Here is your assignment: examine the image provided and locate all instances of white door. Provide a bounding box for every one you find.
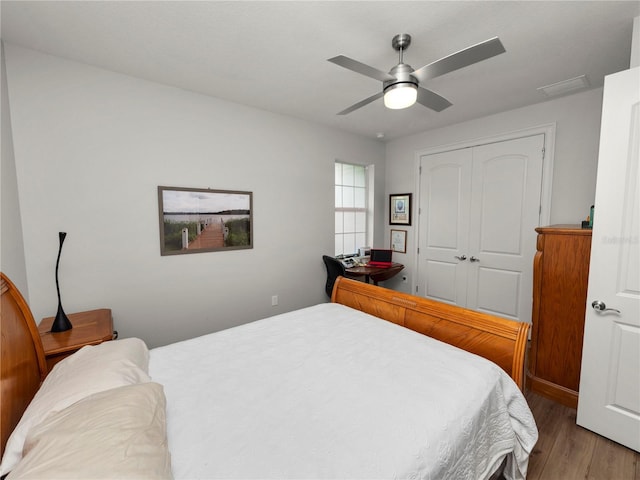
[466,136,544,322]
[418,134,544,323]
[417,148,472,305]
[577,66,640,452]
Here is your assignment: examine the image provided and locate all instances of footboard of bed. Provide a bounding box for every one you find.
[331,277,529,390]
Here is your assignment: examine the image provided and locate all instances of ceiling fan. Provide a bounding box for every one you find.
[328,34,506,115]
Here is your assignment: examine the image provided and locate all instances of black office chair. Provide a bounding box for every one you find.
[322,255,346,298]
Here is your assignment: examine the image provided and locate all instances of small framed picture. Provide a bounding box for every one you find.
[390,229,407,253]
[389,193,412,225]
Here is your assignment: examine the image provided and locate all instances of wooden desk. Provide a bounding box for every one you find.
[39,309,114,372]
[346,263,404,285]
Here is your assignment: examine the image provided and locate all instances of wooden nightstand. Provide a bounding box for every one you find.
[38,309,114,372]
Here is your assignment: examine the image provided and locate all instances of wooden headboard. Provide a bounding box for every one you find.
[332,277,529,389]
[0,273,47,458]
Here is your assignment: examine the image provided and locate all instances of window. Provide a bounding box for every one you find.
[335,161,369,256]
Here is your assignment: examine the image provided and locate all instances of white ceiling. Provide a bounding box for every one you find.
[1,1,639,141]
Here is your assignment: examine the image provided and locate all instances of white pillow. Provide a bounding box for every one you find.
[8,382,172,479]
[0,338,151,475]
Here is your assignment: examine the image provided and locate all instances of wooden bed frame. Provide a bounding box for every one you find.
[1,273,47,458]
[332,277,529,389]
[0,272,529,459]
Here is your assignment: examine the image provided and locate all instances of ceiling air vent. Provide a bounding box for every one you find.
[537,75,590,97]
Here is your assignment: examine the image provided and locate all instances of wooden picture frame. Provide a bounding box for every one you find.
[158,186,253,256]
[389,193,412,225]
[390,229,407,253]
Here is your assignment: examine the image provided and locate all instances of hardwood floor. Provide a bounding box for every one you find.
[525,391,640,479]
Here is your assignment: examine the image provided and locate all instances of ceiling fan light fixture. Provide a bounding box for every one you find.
[383,83,418,109]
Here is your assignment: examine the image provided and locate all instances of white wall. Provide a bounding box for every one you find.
[3,44,385,347]
[384,88,603,292]
[632,16,639,68]
[0,43,29,297]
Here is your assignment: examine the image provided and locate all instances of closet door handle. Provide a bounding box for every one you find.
[469,256,480,262]
[454,255,467,261]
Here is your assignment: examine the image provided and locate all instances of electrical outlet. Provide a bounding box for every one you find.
[271,295,278,306]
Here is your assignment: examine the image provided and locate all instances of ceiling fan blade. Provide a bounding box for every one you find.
[337,91,384,115]
[413,37,506,82]
[416,87,452,112]
[328,55,396,83]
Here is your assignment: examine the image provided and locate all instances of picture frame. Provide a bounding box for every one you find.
[390,229,407,253]
[389,193,412,225]
[158,186,253,256]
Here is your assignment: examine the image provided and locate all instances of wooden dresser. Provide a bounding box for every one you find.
[527,225,592,408]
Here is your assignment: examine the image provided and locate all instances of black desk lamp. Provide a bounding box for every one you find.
[51,231,72,332]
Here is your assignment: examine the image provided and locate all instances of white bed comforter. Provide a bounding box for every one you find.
[149,303,537,480]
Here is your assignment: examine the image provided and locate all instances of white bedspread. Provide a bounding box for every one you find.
[149,303,537,480]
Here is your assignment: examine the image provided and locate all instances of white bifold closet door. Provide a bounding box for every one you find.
[418,134,544,323]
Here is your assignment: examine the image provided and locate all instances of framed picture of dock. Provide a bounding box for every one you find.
[158,186,253,256]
